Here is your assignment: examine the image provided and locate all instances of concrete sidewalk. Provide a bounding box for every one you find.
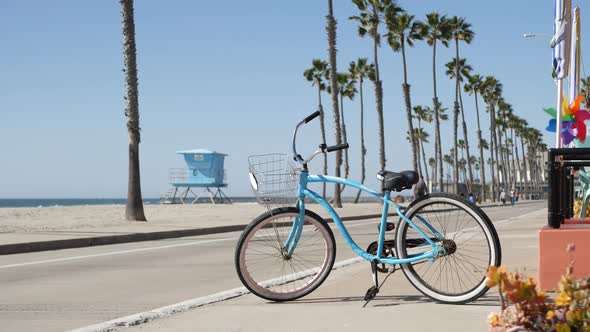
[0,200,542,255]
[118,205,547,332]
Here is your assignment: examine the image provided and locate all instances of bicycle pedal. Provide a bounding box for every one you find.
[363,285,379,302]
[376,222,395,232]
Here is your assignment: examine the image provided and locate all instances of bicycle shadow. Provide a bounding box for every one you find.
[271,293,499,308]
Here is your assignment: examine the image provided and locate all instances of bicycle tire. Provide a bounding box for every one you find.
[235,207,336,301]
[394,193,501,304]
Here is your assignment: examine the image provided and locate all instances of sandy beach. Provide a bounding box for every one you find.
[0,202,389,233]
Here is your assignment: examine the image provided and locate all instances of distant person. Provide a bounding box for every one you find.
[500,189,507,205]
[414,175,428,198]
[510,189,515,206]
[515,190,520,203]
[468,192,475,204]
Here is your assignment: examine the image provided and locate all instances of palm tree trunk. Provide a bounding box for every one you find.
[418,119,430,185]
[520,135,528,199]
[401,40,418,173]
[453,98,460,193]
[372,6,386,175]
[492,107,501,195]
[490,104,498,201]
[355,79,367,204]
[434,131,439,189]
[416,132,424,178]
[340,94,349,178]
[431,160,436,188]
[317,87,327,198]
[496,126,506,189]
[340,93,349,194]
[327,0,342,207]
[502,135,509,188]
[459,89,474,190]
[510,127,517,191]
[452,39,460,194]
[474,92,486,201]
[502,124,512,189]
[431,40,444,191]
[514,131,522,194]
[121,0,146,221]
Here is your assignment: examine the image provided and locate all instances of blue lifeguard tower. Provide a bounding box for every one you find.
[161,149,231,204]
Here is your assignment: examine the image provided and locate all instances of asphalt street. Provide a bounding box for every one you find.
[0,202,545,331]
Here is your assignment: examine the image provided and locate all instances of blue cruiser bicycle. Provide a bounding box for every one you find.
[235,111,501,304]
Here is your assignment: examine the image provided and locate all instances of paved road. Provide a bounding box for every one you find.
[0,202,545,331]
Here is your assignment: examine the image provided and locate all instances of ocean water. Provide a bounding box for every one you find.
[0,197,258,208]
[0,196,383,208]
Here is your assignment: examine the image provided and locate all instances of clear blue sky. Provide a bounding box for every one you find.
[0,1,585,198]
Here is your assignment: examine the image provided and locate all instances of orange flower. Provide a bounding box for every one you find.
[486,266,506,288]
[546,310,556,320]
[554,291,571,307]
[487,312,501,327]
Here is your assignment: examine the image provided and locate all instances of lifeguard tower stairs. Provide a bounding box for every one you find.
[160,149,231,204]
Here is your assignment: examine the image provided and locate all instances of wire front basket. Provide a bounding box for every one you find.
[248,153,301,207]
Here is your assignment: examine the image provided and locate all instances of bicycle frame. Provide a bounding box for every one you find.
[283,170,445,265]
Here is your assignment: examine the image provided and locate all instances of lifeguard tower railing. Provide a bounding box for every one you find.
[161,168,230,204]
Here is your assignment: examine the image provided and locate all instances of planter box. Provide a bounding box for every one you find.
[539,224,590,290]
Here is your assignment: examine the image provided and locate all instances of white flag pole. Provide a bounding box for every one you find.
[569,7,580,103]
[553,0,572,148]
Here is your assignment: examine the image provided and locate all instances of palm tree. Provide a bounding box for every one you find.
[413,105,434,185]
[434,102,450,188]
[417,13,451,191]
[508,114,520,191]
[517,119,530,199]
[482,76,502,201]
[349,59,376,203]
[458,139,466,159]
[326,0,343,207]
[448,16,474,193]
[478,138,489,199]
[429,157,436,188]
[328,73,358,183]
[497,98,512,188]
[469,155,478,182]
[120,0,146,221]
[385,10,422,173]
[303,59,329,197]
[443,152,454,190]
[406,128,430,177]
[458,139,467,181]
[446,57,474,191]
[351,0,402,174]
[464,74,486,201]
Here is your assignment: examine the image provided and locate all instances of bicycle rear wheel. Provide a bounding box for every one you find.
[235,207,336,301]
[395,193,501,304]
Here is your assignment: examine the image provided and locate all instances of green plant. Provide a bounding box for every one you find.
[487,245,590,331]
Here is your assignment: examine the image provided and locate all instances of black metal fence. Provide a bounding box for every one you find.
[546,148,590,228]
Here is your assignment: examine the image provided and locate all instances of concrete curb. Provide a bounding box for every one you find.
[0,200,543,255]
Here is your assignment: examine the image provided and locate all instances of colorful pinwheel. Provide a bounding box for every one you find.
[546,96,590,144]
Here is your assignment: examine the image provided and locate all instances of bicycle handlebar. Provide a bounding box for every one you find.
[292,111,349,165]
[303,111,321,124]
[323,143,349,153]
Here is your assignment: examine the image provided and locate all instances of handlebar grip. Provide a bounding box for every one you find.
[303,111,321,124]
[325,143,349,152]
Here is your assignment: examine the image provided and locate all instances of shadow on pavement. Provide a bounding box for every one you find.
[266,293,499,308]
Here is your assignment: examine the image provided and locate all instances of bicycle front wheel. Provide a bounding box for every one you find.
[395,193,501,304]
[235,207,336,301]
